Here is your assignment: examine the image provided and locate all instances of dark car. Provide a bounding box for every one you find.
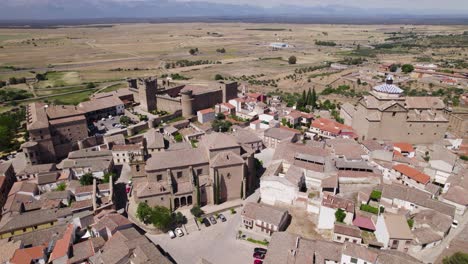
[254,248,267,254]
[253,252,265,259]
[209,215,217,225]
[218,214,227,222]
[202,218,211,227]
[254,260,263,264]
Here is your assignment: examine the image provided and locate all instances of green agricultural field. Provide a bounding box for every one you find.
[45,90,94,105]
[99,82,127,93]
[35,71,82,88]
[35,86,86,96]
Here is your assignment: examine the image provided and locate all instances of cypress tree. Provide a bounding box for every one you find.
[311,88,318,109]
[306,88,312,106]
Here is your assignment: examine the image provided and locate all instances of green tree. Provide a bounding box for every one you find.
[288,56,297,65]
[172,212,187,226]
[55,182,66,191]
[214,74,224,80]
[443,252,468,264]
[35,73,46,81]
[311,88,318,109]
[335,208,346,223]
[190,206,205,217]
[8,77,18,85]
[151,206,173,231]
[86,82,96,89]
[306,88,312,106]
[119,116,131,126]
[401,64,414,73]
[79,173,94,186]
[102,172,115,183]
[136,203,153,224]
[389,64,398,72]
[174,133,183,142]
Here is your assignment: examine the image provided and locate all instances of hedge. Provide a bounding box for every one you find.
[360,204,379,214]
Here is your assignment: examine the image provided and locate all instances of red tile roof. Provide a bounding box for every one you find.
[312,118,356,137]
[393,164,430,184]
[10,246,45,264]
[353,215,376,231]
[393,142,414,153]
[49,224,74,262]
[198,108,215,115]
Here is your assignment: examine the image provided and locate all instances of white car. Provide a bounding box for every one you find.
[452,220,459,229]
[168,230,176,239]
[175,228,184,237]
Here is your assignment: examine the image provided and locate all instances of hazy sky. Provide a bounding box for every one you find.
[3,0,468,11]
[179,0,468,10]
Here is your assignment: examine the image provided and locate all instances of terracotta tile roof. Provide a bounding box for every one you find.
[334,223,361,238]
[312,118,356,137]
[198,108,215,115]
[242,202,288,227]
[69,240,94,264]
[393,164,430,184]
[342,242,378,263]
[10,246,45,264]
[49,224,74,262]
[443,186,468,205]
[75,185,94,194]
[393,142,414,153]
[381,214,413,240]
[112,144,142,152]
[70,199,93,211]
[322,194,354,213]
[353,215,376,231]
[93,213,131,233]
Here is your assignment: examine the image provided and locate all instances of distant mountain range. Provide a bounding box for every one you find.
[0,0,467,24]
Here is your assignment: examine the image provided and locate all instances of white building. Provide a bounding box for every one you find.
[375,214,413,252]
[111,144,145,165]
[260,162,304,206]
[197,108,216,124]
[318,194,355,230]
[340,242,378,264]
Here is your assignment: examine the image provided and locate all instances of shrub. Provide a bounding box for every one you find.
[214,74,224,80]
[370,190,382,201]
[401,64,414,73]
[407,219,414,229]
[335,208,346,223]
[230,208,237,214]
[190,206,205,217]
[79,173,94,186]
[288,56,297,65]
[360,204,379,214]
[443,252,468,264]
[174,132,183,142]
[86,82,96,89]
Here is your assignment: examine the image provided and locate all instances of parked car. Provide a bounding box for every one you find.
[254,260,263,264]
[209,215,217,225]
[452,220,459,229]
[254,248,267,254]
[253,252,265,259]
[175,228,184,237]
[168,230,176,239]
[202,218,211,227]
[218,214,227,222]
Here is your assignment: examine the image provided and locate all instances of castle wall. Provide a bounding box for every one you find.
[156,96,181,113]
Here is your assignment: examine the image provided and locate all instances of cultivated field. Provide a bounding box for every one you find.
[0,23,467,112]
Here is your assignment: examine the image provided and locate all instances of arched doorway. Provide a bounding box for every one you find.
[187,196,192,205]
[181,196,187,206]
[174,198,180,209]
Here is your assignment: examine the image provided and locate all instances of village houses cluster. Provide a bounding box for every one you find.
[0,71,467,264]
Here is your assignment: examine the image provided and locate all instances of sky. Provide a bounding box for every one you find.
[178,0,468,11]
[0,0,467,20]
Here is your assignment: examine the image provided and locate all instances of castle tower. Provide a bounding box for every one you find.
[181,89,194,118]
[138,77,157,113]
[221,81,238,103]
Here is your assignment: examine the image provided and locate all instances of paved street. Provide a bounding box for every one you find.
[146,210,258,264]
